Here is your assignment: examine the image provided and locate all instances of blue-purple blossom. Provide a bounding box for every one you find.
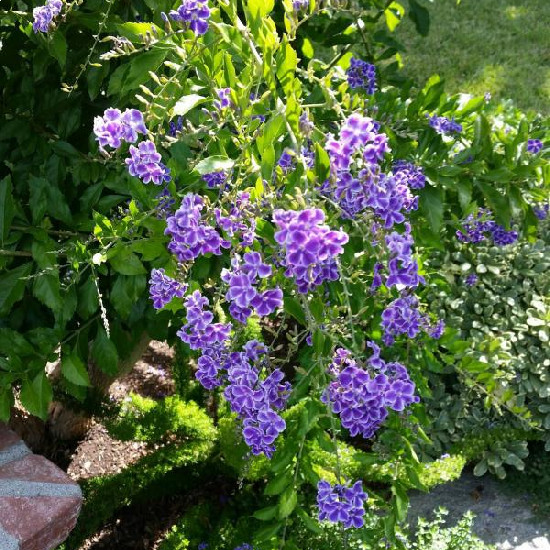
[299,112,314,136]
[456,210,518,246]
[93,108,147,150]
[317,480,368,529]
[169,116,183,137]
[33,0,63,33]
[527,139,543,154]
[385,225,425,289]
[428,319,445,339]
[169,0,210,35]
[125,140,171,185]
[392,160,426,190]
[277,149,296,173]
[322,347,418,438]
[202,171,228,189]
[346,57,376,95]
[427,114,462,135]
[198,544,208,550]
[292,0,309,12]
[381,295,423,345]
[273,208,349,293]
[214,88,232,110]
[165,194,229,262]
[155,188,176,219]
[221,253,282,323]
[534,203,549,220]
[465,273,478,286]
[234,544,254,550]
[149,268,187,309]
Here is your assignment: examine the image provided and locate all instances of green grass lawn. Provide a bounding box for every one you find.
[394,0,550,114]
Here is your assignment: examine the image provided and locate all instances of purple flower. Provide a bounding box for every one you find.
[155,188,176,219]
[277,149,296,173]
[198,544,209,550]
[381,295,423,345]
[165,194,229,262]
[273,208,348,293]
[93,108,147,150]
[214,88,232,110]
[169,0,211,35]
[346,57,376,95]
[392,160,426,190]
[169,116,183,137]
[317,480,368,529]
[292,0,309,11]
[465,273,478,286]
[427,114,462,135]
[533,203,549,220]
[33,0,63,33]
[125,140,171,185]
[456,209,518,246]
[428,319,445,339]
[322,348,417,438]
[148,268,187,309]
[202,171,228,189]
[527,139,543,154]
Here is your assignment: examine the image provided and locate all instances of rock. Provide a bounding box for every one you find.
[0,424,82,550]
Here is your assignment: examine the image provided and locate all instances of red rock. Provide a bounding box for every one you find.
[0,424,82,550]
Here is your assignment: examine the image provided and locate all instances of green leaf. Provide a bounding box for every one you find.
[48,32,67,69]
[119,47,169,95]
[0,176,14,245]
[109,248,146,276]
[407,0,430,36]
[33,273,63,312]
[419,186,444,233]
[296,508,322,534]
[315,144,330,184]
[0,388,14,422]
[173,94,205,116]
[284,296,306,326]
[276,42,298,94]
[253,505,278,521]
[278,487,297,519]
[0,329,34,356]
[194,156,234,175]
[110,275,146,318]
[91,327,119,376]
[0,263,32,315]
[265,470,292,496]
[20,371,52,420]
[473,459,488,476]
[29,176,49,223]
[62,353,90,386]
[247,0,275,18]
[117,22,164,43]
[385,2,405,32]
[77,277,100,319]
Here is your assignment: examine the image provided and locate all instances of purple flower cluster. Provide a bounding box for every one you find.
[169,116,183,137]
[456,210,518,246]
[169,0,210,35]
[225,346,290,457]
[392,160,426,190]
[214,88,232,110]
[292,0,309,12]
[346,57,376,95]
[527,139,543,154]
[93,108,147,150]
[221,252,283,323]
[317,480,368,529]
[33,0,63,33]
[273,209,349,293]
[465,273,478,286]
[148,268,187,309]
[326,113,390,172]
[381,295,423,345]
[277,149,296,173]
[125,140,171,185]
[427,114,462,135]
[202,171,228,189]
[322,346,418,438]
[214,191,256,247]
[177,291,231,356]
[384,225,425,289]
[534,203,549,220]
[155,188,176,219]
[165,193,229,262]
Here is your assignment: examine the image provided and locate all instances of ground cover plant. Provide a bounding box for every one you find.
[1,0,549,548]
